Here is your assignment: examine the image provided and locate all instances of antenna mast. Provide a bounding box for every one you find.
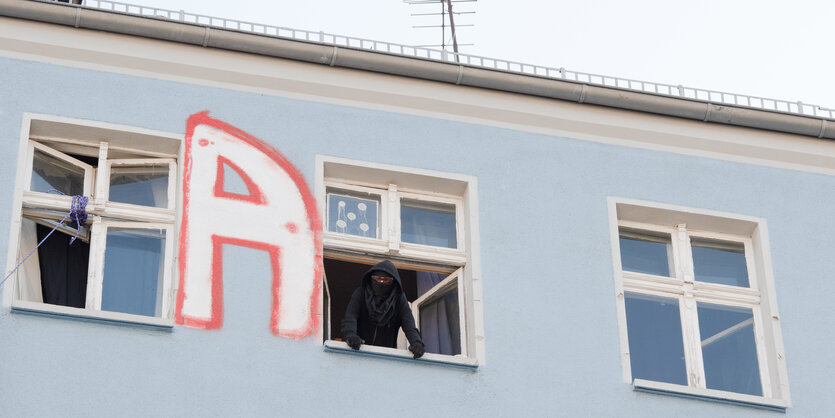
[404,0,477,58]
[445,0,459,54]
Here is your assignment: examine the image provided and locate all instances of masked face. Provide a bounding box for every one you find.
[370,272,394,296]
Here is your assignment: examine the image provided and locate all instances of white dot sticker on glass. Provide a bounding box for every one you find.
[336,220,347,228]
[338,201,346,208]
[357,203,367,211]
[347,212,356,221]
[359,223,369,232]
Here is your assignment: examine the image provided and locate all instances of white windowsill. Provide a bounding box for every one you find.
[323,340,478,370]
[11,300,174,330]
[632,379,789,411]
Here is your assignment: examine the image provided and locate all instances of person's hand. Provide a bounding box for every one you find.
[409,341,425,359]
[345,335,362,350]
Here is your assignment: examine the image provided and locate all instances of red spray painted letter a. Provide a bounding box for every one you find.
[176,112,322,338]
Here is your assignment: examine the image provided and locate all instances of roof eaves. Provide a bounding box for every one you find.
[2,0,833,140]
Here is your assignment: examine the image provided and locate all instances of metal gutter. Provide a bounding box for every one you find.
[2,0,833,140]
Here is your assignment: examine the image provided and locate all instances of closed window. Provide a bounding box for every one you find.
[609,199,790,409]
[323,182,464,261]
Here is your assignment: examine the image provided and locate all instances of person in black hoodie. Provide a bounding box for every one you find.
[341,260,425,358]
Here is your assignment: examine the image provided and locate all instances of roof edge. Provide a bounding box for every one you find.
[2,0,833,140]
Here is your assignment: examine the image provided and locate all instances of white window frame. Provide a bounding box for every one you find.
[24,141,95,211]
[3,114,182,328]
[86,221,175,318]
[21,212,90,244]
[102,158,177,208]
[411,267,467,357]
[323,181,466,266]
[324,182,389,251]
[316,155,485,367]
[397,190,464,258]
[608,197,790,409]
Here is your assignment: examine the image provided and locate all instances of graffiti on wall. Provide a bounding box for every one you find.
[175,112,323,338]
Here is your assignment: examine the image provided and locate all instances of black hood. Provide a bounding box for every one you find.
[362,260,403,291]
[361,260,403,326]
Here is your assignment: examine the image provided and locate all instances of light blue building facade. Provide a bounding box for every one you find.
[1,1,834,416]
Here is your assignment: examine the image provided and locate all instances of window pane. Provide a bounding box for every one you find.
[109,164,170,208]
[401,199,457,248]
[34,222,89,308]
[619,230,672,277]
[625,293,687,385]
[101,228,166,317]
[691,238,749,287]
[698,303,762,396]
[420,286,461,356]
[327,191,380,238]
[31,149,84,196]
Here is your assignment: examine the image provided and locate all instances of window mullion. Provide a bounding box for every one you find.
[675,224,707,389]
[85,217,106,311]
[742,233,771,398]
[387,184,400,253]
[93,141,109,209]
[680,292,707,389]
[675,224,693,284]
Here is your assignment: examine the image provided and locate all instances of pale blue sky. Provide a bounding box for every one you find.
[121,0,834,109]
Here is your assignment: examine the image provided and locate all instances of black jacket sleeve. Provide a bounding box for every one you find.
[340,288,363,339]
[398,293,422,345]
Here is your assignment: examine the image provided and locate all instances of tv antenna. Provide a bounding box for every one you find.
[403,0,477,58]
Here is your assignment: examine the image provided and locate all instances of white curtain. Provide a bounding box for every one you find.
[150,171,169,207]
[17,218,43,303]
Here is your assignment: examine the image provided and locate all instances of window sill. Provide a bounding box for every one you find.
[11,300,174,331]
[632,379,788,412]
[323,340,478,370]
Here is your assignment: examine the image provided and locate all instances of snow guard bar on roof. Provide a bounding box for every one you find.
[2,0,834,140]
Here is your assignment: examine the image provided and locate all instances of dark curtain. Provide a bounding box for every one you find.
[36,224,89,308]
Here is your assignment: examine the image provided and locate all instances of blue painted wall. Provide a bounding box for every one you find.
[0,56,832,416]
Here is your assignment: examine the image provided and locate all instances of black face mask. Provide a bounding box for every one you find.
[371,280,393,297]
[364,267,399,326]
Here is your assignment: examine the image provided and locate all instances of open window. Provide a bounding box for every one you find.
[412,267,465,356]
[29,142,94,197]
[323,258,466,356]
[608,198,790,410]
[4,116,181,328]
[317,156,483,366]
